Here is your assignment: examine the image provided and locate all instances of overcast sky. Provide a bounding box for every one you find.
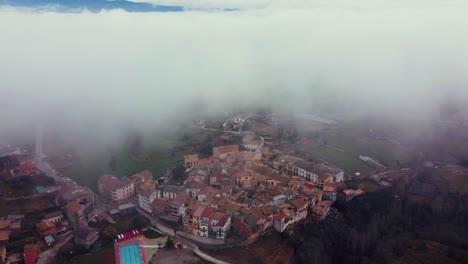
[1,1,468,144]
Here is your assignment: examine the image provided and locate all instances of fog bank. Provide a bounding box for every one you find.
[1,1,468,144]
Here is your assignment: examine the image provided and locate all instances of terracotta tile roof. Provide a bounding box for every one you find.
[184,154,199,163]
[132,170,153,179]
[98,175,132,190]
[44,211,63,220]
[240,151,262,162]
[198,186,220,196]
[66,201,82,214]
[282,155,301,164]
[0,230,10,241]
[201,207,214,219]
[36,220,59,236]
[211,212,224,221]
[249,164,289,184]
[0,217,10,229]
[213,145,239,156]
[276,214,286,220]
[198,157,219,169]
[217,215,230,227]
[310,188,324,200]
[282,155,343,178]
[260,206,275,215]
[151,198,170,214]
[172,193,189,207]
[23,243,40,264]
[221,185,233,194]
[193,206,207,218]
[232,169,254,179]
[19,161,36,175]
[312,200,332,215]
[355,189,365,195]
[323,183,338,192]
[288,178,303,186]
[186,200,204,213]
[289,198,309,210]
[303,182,315,190]
[137,180,157,197]
[293,159,317,173]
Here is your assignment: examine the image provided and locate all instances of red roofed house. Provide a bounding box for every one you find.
[323,183,338,201]
[312,200,332,221]
[184,154,199,169]
[273,214,289,233]
[18,162,36,175]
[339,189,365,202]
[199,207,214,237]
[278,155,344,186]
[23,243,40,264]
[191,205,206,236]
[303,182,315,191]
[289,197,309,223]
[98,175,134,202]
[136,179,158,213]
[213,145,239,159]
[233,170,254,187]
[210,213,231,240]
[36,219,66,238]
[170,192,190,217]
[130,170,153,188]
[151,198,170,216]
[233,215,253,239]
[65,201,94,228]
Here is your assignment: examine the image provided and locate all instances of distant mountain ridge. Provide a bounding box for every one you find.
[0,0,185,12]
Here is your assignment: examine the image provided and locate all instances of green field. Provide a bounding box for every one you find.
[299,122,415,178]
[303,146,375,176]
[60,128,221,192]
[328,123,413,162]
[300,120,416,176]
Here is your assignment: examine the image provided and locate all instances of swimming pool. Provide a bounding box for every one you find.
[117,243,143,264]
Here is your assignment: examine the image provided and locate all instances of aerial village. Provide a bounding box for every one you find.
[2,111,466,264]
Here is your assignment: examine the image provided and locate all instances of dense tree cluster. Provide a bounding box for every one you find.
[293,180,468,264]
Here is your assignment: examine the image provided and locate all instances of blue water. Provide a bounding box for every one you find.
[118,243,142,264]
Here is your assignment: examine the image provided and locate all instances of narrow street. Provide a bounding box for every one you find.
[37,234,72,264]
[136,208,230,264]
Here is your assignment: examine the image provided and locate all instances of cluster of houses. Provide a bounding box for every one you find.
[129,142,366,241]
[0,153,159,263]
[0,151,107,264]
[0,132,367,263]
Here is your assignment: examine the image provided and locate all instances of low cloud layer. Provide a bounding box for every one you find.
[1,1,468,144]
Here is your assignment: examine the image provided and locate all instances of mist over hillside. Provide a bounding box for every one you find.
[1,1,468,147]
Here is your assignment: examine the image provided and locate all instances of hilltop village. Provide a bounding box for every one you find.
[1,111,468,264]
[0,119,368,264]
